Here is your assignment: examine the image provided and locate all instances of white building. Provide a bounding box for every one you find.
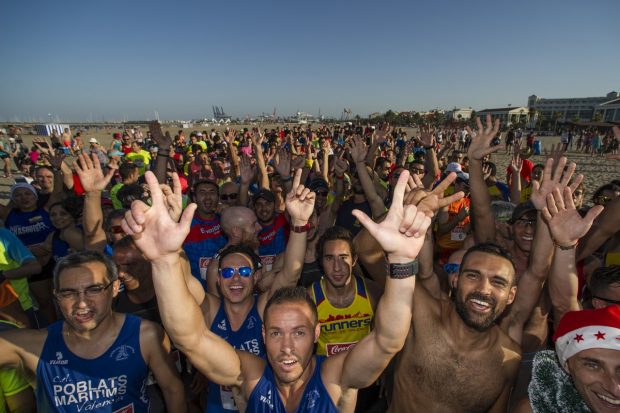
[476,107,529,127]
[446,107,474,121]
[527,91,619,124]
[594,96,620,123]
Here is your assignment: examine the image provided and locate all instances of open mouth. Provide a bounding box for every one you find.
[469,298,492,312]
[74,310,94,323]
[595,392,620,407]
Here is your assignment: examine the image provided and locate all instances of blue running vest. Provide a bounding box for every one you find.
[246,356,338,413]
[35,314,150,413]
[206,298,266,412]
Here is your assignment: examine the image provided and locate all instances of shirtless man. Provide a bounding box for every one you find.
[122,169,431,412]
[388,118,579,412]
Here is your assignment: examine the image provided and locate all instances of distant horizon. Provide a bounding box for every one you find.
[2,0,618,123]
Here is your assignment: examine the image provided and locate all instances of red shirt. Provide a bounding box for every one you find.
[506,159,534,185]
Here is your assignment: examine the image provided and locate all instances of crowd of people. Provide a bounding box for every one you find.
[0,117,618,412]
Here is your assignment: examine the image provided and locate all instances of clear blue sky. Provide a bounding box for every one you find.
[1,0,618,122]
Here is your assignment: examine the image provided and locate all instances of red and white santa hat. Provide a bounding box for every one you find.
[553,305,620,369]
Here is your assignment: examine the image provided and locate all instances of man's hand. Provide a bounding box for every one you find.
[42,152,66,170]
[466,114,501,161]
[373,123,391,144]
[239,155,256,185]
[510,152,522,173]
[274,148,291,178]
[334,157,348,176]
[530,156,581,211]
[353,170,431,263]
[413,172,464,217]
[285,169,315,226]
[419,125,435,148]
[149,121,172,150]
[121,172,197,261]
[73,153,115,193]
[160,172,184,222]
[347,135,368,164]
[542,186,604,247]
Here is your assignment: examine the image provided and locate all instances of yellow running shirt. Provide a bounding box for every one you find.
[310,275,374,356]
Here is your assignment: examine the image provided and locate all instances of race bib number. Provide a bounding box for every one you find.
[326,341,357,357]
[199,257,211,280]
[220,385,237,410]
[261,255,275,272]
[451,227,466,242]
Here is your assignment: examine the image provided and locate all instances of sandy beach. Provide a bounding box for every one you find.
[1,124,618,205]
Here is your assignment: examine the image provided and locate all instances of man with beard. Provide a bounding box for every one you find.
[467,115,583,407]
[253,189,289,272]
[0,251,186,412]
[122,169,430,413]
[183,180,228,290]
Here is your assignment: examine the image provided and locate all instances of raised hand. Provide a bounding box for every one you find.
[121,171,197,261]
[409,172,464,217]
[466,114,501,161]
[291,155,305,170]
[510,152,522,173]
[239,155,256,185]
[374,123,391,144]
[347,135,368,164]
[73,153,115,193]
[352,170,431,263]
[334,157,348,176]
[149,121,172,150]
[530,156,581,211]
[285,169,316,226]
[419,125,435,148]
[274,148,291,178]
[42,152,66,170]
[160,172,184,222]
[542,187,604,248]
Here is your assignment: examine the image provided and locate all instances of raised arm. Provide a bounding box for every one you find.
[74,153,116,252]
[504,156,581,344]
[467,115,501,243]
[250,132,270,189]
[419,125,440,189]
[576,195,620,262]
[509,152,522,203]
[121,172,244,387]
[335,170,431,390]
[348,135,385,217]
[148,121,174,184]
[543,186,603,325]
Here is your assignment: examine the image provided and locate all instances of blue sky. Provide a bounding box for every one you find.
[1,0,618,122]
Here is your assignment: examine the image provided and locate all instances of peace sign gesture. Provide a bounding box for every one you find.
[352,170,431,263]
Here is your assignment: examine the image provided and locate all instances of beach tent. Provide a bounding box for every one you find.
[34,124,70,136]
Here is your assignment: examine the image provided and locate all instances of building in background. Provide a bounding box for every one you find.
[527,91,619,127]
[446,107,474,121]
[476,107,529,128]
[594,96,620,123]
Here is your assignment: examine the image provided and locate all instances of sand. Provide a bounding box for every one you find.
[1,124,618,205]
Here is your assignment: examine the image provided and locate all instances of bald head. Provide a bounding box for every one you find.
[221,207,256,235]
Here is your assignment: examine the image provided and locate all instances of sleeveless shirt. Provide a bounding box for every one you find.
[35,315,150,413]
[310,275,374,357]
[246,356,338,413]
[206,297,266,412]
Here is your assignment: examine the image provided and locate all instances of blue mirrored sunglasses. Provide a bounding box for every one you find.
[219,266,253,279]
[443,263,460,274]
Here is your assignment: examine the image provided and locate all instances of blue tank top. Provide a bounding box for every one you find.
[207,297,266,412]
[35,315,150,413]
[246,356,338,413]
[52,231,71,263]
[6,208,54,246]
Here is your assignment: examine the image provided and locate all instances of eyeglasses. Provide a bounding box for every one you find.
[221,193,238,201]
[443,263,460,274]
[219,266,253,279]
[110,225,125,234]
[55,281,114,301]
[514,218,536,227]
[591,295,620,306]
